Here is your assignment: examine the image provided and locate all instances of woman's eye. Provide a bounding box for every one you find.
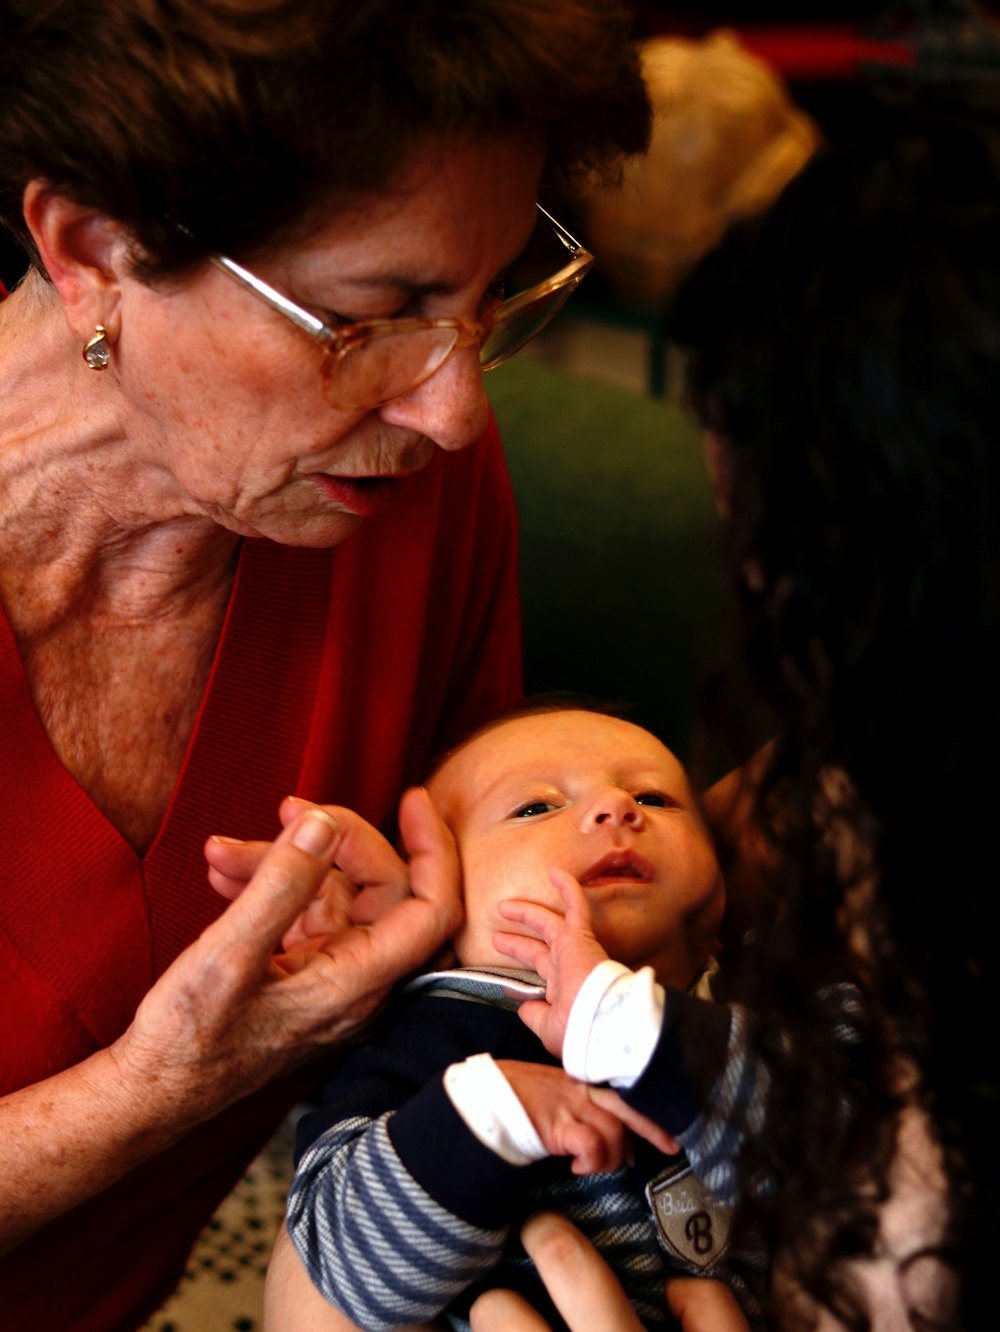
[635,792,667,807]
[481,279,508,318]
[313,305,356,329]
[513,801,558,818]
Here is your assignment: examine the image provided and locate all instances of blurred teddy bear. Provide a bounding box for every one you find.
[586,30,819,308]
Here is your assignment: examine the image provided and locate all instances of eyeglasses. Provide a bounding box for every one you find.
[209,205,593,411]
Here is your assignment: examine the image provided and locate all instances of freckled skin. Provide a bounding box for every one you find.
[112,135,545,549]
[0,134,545,854]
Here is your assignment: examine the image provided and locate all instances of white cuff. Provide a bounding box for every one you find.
[563,962,665,1089]
[443,1053,547,1166]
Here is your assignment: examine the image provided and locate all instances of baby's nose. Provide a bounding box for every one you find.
[580,788,645,831]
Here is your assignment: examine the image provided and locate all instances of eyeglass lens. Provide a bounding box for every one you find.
[322,325,460,411]
[321,212,587,409]
[479,281,582,370]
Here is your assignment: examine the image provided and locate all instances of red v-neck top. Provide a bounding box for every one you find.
[0,419,522,1331]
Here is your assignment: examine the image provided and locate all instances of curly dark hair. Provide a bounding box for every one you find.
[674,100,1000,1329]
[0,0,649,278]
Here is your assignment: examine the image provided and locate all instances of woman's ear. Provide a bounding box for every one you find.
[21,181,125,341]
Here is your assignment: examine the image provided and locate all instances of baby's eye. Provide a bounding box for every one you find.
[635,792,667,807]
[513,800,558,818]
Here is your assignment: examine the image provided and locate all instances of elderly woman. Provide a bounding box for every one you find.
[0,2,649,1327]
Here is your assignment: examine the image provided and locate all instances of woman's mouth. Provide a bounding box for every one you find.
[580,850,655,888]
[312,473,407,517]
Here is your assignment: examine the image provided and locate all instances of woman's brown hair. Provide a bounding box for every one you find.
[0,0,649,279]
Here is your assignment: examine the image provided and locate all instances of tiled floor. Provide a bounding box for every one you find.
[142,1117,297,1332]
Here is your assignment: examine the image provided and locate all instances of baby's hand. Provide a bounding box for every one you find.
[495,1061,626,1175]
[495,870,610,1058]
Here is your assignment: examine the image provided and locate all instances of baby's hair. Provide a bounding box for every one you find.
[423,694,650,787]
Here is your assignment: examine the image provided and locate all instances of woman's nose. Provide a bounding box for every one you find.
[579,788,646,832]
[377,346,490,452]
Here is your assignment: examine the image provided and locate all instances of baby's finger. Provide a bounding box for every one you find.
[497,897,565,941]
[589,1087,682,1157]
[351,881,405,926]
[566,1113,626,1176]
[549,869,594,927]
[493,930,548,974]
[516,999,551,1041]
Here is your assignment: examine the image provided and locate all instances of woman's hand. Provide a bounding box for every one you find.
[205,791,436,943]
[469,1215,751,1332]
[119,788,462,1117]
[469,1213,647,1332]
[0,791,461,1253]
[264,1221,444,1331]
[666,1277,752,1332]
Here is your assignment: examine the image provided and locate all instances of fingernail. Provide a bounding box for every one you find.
[291,809,339,855]
[209,835,244,846]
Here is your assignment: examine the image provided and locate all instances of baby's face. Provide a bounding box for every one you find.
[427,711,725,990]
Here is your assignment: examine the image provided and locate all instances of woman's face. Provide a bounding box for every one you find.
[114,135,544,546]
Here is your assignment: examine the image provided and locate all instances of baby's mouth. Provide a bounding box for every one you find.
[580,851,655,888]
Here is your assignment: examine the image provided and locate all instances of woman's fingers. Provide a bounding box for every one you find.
[281,867,358,950]
[204,835,273,899]
[666,1277,752,1332]
[122,796,462,1115]
[520,1214,646,1332]
[203,809,342,965]
[398,786,461,908]
[360,786,462,945]
[280,797,404,892]
[470,1287,554,1332]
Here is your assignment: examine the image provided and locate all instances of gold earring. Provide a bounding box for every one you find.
[82,325,111,370]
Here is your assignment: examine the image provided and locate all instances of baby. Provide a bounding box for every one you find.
[271,707,762,1331]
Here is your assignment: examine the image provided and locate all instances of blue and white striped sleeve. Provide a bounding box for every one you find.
[286,1110,510,1330]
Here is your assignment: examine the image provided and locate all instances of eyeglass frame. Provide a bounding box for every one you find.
[205,204,593,405]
